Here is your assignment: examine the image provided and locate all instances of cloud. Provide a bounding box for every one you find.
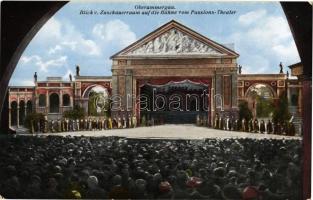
[225,10,300,74]
[238,9,267,26]
[33,17,101,57]
[20,55,68,72]
[92,19,136,48]
[48,45,62,54]
[34,17,62,43]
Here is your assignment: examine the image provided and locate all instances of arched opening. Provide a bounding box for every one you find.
[246,84,275,119]
[11,101,17,126]
[63,94,70,106]
[86,86,109,116]
[26,100,32,114]
[39,94,46,107]
[140,80,208,124]
[49,93,59,113]
[19,100,25,125]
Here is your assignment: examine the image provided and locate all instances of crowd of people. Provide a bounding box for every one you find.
[29,115,138,134]
[0,135,302,199]
[208,115,297,136]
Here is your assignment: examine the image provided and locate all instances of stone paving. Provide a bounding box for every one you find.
[19,124,302,140]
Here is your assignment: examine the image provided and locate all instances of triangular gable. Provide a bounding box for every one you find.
[111,20,239,59]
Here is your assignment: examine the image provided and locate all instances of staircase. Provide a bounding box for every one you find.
[11,126,30,134]
[289,106,302,135]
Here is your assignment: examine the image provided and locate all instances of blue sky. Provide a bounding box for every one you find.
[10,1,300,86]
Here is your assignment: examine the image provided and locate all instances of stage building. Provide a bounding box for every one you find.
[7,20,303,131]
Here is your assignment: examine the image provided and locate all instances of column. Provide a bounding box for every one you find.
[298,85,302,114]
[231,72,238,108]
[70,96,73,108]
[287,82,291,104]
[17,106,20,128]
[17,95,20,128]
[46,91,49,114]
[125,69,133,114]
[59,90,63,113]
[211,77,215,126]
[9,108,11,127]
[24,104,27,119]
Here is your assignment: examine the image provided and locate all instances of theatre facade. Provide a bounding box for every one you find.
[110,20,239,125]
[8,20,302,129]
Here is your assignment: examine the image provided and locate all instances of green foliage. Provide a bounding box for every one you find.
[256,96,274,118]
[24,112,45,129]
[239,101,253,121]
[63,105,85,119]
[272,91,291,124]
[88,91,110,116]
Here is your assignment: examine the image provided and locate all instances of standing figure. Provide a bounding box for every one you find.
[276,123,282,135]
[266,120,273,134]
[288,122,296,136]
[61,119,65,132]
[108,117,113,129]
[30,119,35,134]
[254,119,259,133]
[51,120,55,133]
[214,114,219,129]
[128,114,132,128]
[44,116,48,133]
[84,118,88,131]
[260,120,265,133]
[64,118,68,132]
[132,115,137,128]
[80,119,84,131]
[103,117,107,130]
[123,115,127,128]
[196,114,200,126]
[36,120,40,133]
[88,118,92,131]
[248,119,253,132]
[282,122,288,135]
[241,119,246,132]
[218,117,223,130]
[76,119,79,131]
[117,116,122,129]
[57,119,62,132]
[225,117,229,130]
[234,119,238,131]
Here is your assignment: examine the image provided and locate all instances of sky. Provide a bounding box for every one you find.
[10,1,300,86]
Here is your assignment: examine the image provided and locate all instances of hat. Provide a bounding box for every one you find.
[186,177,202,188]
[87,176,98,188]
[70,190,81,199]
[159,181,172,193]
[242,186,259,200]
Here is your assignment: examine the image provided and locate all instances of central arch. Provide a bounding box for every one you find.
[49,93,59,113]
[245,83,276,118]
[83,85,109,116]
[139,79,209,124]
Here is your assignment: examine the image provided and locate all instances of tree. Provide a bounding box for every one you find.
[63,105,85,119]
[24,112,45,130]
[239,101,253,122]
[272,91,291,124]
[256,96,274,118]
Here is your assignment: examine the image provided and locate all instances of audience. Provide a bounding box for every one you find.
[0,135,302,199]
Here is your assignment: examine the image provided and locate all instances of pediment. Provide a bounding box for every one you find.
[111,20,239,59]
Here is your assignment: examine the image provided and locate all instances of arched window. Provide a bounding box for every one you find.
[26,100,32,114]
[11,101,17,126]
[39,94,46,107]
[49,93,59,113]
[19,100,25,125]
[63,94,70,106]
